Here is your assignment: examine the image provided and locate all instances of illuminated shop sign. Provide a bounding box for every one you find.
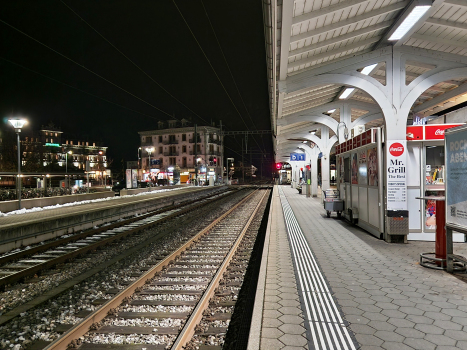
[406,124,463,141]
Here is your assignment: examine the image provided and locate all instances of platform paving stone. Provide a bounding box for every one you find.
[271,186,467,350]
[403,337,436,349]
[255,189,309,349]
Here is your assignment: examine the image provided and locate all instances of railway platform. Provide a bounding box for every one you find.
[250,185,467,350]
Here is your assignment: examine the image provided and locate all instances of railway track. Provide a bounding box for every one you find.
[42,188,270,350]
[0,188,234,290]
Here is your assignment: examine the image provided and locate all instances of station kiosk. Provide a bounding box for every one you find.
[335,124,463,242]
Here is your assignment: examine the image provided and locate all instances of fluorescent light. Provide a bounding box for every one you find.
[339,64,376,101]
[339,88,355,99]
[302,141,307,143]
[389,5,431,40]
[327,109,336,113]
[361,63,378,76]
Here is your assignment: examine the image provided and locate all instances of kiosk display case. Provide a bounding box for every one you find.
[336,128,384,239]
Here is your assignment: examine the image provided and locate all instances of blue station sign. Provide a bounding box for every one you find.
[290,153,306,161]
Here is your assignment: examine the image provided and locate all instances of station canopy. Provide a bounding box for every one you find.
[264,0,467,161]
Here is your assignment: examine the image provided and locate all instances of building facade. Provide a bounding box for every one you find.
[138,120,223,184]
[20,125,108,182]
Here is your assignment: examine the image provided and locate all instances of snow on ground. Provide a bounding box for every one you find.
[0,187,186,217]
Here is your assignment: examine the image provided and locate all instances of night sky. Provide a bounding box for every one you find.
[0,1,273,174]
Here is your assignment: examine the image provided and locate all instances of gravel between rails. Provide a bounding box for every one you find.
[0,189,252,350]
[186,189,270,350]
[73,190,266,349]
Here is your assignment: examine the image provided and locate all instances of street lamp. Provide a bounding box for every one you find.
[65,150,72,189]
[8,118,28,209]
[138,147,142,186]
[145,147,154,171]
[98,151,103,186]
[196,157,206,186]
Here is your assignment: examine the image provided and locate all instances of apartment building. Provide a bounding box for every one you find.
[138,119,223,184]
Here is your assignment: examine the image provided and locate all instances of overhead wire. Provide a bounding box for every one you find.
[1,7,265,163]
[1,57,247,161]
[200,0,268,157]
[0,19,174,119]
[200,0,258,130]
[59,0,210,126]
[172,1,251,131]
[63,0,259,158]
[176,0,267,158]
[0,57,160,121]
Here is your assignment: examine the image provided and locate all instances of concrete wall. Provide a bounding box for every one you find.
[0,191,115,214]
[119,187,178,196]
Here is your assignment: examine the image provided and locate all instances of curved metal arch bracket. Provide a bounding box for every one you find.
[278,114,339,133]
[402,67,467,117]
[351,112,383,129]
[285,73,393,118]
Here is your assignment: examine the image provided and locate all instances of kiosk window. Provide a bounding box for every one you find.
[344,157,350,183]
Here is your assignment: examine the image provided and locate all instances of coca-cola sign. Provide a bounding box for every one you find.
[387,140,407,210]
[389,142,404,157]
[425,124,463,140]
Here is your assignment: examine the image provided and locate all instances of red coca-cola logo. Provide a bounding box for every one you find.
[434,129,444,136]
[389,142,404,157]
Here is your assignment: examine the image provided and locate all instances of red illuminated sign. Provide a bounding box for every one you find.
[406,124,463,141]
[406,126,423,140]
[425,124,462,140]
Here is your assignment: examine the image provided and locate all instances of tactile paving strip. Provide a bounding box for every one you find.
[279,187,358,350]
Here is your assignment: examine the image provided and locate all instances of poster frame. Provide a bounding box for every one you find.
[125,169,132,189]
[445,125,467,232]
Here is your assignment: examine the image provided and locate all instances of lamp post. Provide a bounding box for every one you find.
[138,147,142,186]
[98,151,103,186]
[145,147,154,172]
[8,118,28,210]
[197,157,205,186]
[65,150,72,189]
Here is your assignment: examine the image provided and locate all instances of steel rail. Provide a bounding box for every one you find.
[172,189,268,349]
[44,189,258,350]
[0,189,236,288]
[0,188,232,266]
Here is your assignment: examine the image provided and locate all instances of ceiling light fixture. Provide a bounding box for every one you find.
[388,5,431,40]
[360,63,378,76]
[339,88,355,99]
